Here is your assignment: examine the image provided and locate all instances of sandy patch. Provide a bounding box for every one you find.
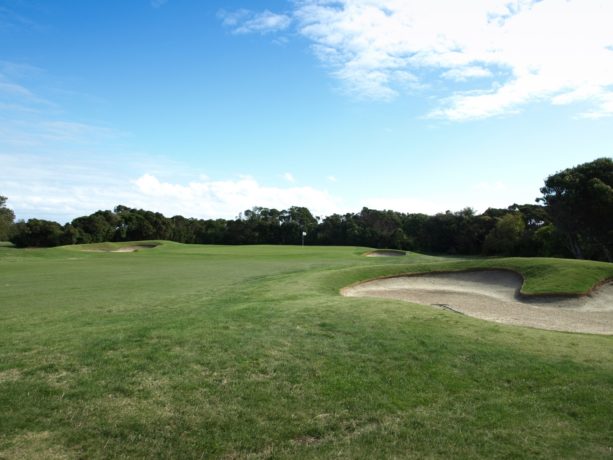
[365,249,406,257]
[110,245,155,252]
[82,244,158,253]
[342,270,613,334]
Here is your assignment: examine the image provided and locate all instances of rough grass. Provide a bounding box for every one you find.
[1,242,612,459]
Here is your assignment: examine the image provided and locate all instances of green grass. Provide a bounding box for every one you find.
[1,242,612,459]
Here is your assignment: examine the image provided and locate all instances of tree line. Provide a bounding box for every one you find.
[1,158,611,261]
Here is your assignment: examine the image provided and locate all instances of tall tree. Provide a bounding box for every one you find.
[539,157,613,261]
[0,196,16,241]
[482,213,526,256]
[10,219,64,248]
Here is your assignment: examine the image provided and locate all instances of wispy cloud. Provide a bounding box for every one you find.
[0,64,121,150]
[223,0,613,120]
[39,121,116,143]
[0,5,39,32]
[150,0,168,8]
[219,9,292,35]
[0,118,120,149]
[0,73,52,107]
[0,79,37,99]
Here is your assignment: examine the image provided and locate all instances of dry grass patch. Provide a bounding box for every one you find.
[0,431,74,460]
[0,369,21,383]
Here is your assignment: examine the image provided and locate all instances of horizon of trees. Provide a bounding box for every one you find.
[1,158,612,261]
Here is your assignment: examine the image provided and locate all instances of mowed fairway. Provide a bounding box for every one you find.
[1,243,613,459]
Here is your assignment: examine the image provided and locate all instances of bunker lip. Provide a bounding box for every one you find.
[364,249,406,257]
[341,269,613,335]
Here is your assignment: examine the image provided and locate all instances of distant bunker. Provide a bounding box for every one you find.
[83,244,159,253]
[365,249,406,257]
[342,270,613,335]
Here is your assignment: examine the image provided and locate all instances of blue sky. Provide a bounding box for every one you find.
[1,0,612,222]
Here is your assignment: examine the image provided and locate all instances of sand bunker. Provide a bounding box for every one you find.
[365,249,406,257]
[342,270,613,334]
[110,245,157,253]
[82,244,158,253]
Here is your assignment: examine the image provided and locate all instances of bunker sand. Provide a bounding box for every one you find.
[365,249,406,257]
[111,245,156,252]
[82,244,158,253]
[342,270,613,334]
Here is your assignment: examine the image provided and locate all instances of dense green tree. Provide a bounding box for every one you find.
[277,206,318,244]
[71,210,119,243]
[113,206,171,241]
[60,224,82,245]
[10,219,64,248]
[6,157,611,262]
[539,157,613,261]
[483,213,526,256]
[419,209,490,254]
[358,208,403,248]
[508,203,549,230]
[400,213,429,251]
[170,215,198,243]
[531,224,570,258]
[0,196,15,241]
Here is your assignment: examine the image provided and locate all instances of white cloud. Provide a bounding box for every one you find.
[0,153,137,222]
[0,154,342,222]
[327,175,337,182]
[362,192,519,215]
[220,9,292,35]
[442,66,493,81]
[133,174,339,218]
[2,152,539,223]
[228,0,613,119]
[283,172,295,182]
[363,181,535,214]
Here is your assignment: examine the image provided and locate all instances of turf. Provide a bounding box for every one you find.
[1,242,612,459]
